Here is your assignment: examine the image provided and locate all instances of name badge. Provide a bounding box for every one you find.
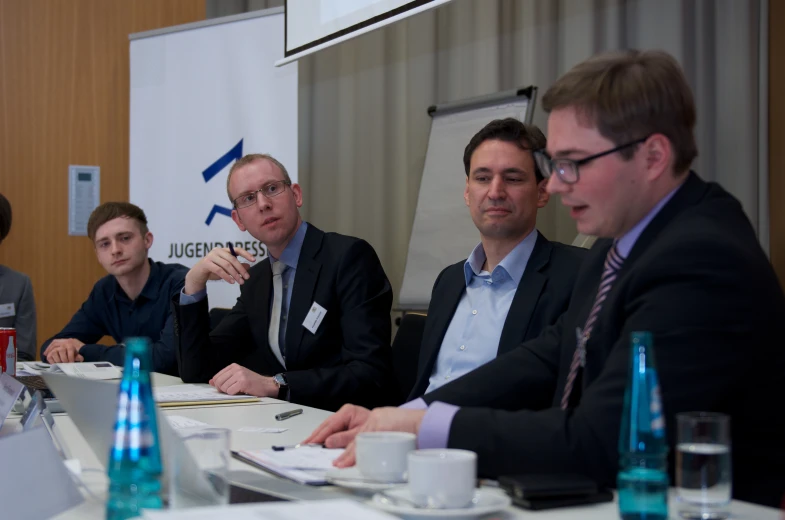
[0,303,15,319]
[302,302,327,334]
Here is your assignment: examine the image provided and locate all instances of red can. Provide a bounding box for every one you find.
[0,328,16,376]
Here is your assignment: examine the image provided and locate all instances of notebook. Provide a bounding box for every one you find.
[153,384,262,407]
[233,446,343,485]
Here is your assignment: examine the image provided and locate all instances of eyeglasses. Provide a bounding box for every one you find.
[232,180,291,209]
[533,136,650,185]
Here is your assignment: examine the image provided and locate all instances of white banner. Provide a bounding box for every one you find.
[130,11,297,309]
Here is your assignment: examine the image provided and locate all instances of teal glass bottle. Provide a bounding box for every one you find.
[617,331,669,520]
[106,337,163,520]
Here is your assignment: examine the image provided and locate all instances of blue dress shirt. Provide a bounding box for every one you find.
[425,230,539,394]
[180,222,308,354]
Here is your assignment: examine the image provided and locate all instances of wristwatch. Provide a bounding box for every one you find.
[273,373,288,390]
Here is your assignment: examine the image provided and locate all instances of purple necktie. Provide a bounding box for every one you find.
[560,243,624,410]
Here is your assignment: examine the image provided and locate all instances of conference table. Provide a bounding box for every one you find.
[11,373,777,519]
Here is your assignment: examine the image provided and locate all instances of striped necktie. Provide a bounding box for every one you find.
[560,242,624,410]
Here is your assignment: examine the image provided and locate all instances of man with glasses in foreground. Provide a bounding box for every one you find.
[173,154,394,411]
[305,50,785,506]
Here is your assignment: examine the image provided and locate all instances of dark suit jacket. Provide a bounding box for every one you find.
[0,265,36,361]
[173,224,394,411]
[423,173,785,507]
[408,233,586,400]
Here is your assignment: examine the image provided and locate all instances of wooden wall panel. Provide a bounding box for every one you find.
[771,0,785,287]
[0,0,204,356]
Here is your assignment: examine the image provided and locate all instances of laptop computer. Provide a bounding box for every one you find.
[40,372,288,504]
[39,373,118,466]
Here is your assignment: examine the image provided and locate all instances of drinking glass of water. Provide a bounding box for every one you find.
[676,412,731,519]
[169,427,231,509]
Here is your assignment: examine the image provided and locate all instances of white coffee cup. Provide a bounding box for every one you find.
[355,432,416,482]
[408,449,477,509]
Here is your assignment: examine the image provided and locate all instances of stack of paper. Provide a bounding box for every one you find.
[17,361,121,380]
[165,415,213,432]
[142,499,397,519]
[16,362,47,377]
[234,446,343,485]
[154,385,261,407]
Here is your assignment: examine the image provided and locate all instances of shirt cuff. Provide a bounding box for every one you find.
[179,288,207,305]
[400,398,427,410]
[417,401,460,450]
[77,343,104,362]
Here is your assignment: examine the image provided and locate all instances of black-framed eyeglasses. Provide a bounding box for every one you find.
[233,180,291,209]
[533,136,650,185]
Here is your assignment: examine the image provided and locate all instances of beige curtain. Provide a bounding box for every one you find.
[207,0,765,305]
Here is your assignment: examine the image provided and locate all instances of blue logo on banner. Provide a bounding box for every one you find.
[203,139,243,225]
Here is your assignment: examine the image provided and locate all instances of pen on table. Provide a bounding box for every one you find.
[275,408,303,421]
[271,442,323,451]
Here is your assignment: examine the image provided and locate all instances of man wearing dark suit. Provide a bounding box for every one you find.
[173,154,393,411]
[0,193,37,361]
[305,50,785,507]
[408,119,585,400]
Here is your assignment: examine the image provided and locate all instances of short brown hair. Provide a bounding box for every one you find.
[541,49,697,174]
[226,154,292,204]
[0,193,11,245]
[87,202,149,242]
[463,118,547,181]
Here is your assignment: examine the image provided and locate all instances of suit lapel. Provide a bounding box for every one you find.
[624,172,708,269]
[583,173,708,355]
[284,225,324,365]
[416,266,466,386]
[497,233,549,355]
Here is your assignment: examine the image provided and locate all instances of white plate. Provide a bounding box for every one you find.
[370,487,511,518]
[326,466,406,492]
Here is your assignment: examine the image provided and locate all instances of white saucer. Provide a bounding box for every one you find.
[370,487,511,518]
[325,466,406,492]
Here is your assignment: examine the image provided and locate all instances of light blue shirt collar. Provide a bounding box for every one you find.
[615,185,682,259]
[463,229,539,287]
[269,221,308,269]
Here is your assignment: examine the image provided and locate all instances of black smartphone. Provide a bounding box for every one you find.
[509,489,614,510]
[499,473,613,510]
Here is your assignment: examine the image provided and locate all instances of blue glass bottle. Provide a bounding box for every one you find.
[106,337,163,520]
[617,331,669,520]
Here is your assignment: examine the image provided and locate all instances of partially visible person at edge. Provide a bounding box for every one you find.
[0,193,37,361]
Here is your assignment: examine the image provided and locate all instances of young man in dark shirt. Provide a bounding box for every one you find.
[41,202,187,374]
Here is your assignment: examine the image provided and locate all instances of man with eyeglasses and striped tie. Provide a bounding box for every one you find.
[305,49,785,507]
[173,153,395,411]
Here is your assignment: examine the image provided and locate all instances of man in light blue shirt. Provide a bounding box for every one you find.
[304,50,785,507]
[407,118,586,400]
